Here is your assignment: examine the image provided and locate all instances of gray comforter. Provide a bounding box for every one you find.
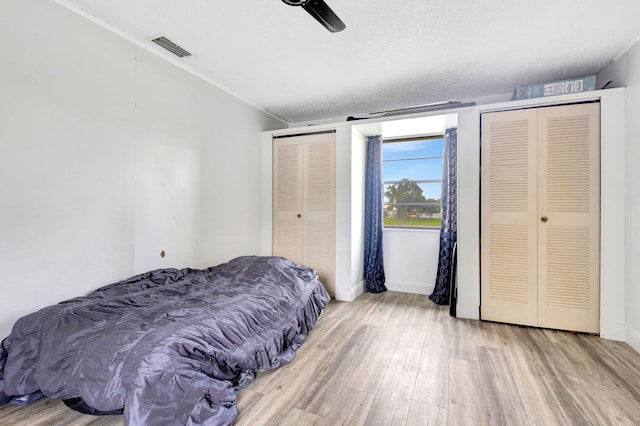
[0,256,329,425]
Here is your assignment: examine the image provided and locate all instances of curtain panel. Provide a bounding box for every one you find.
[430,128,458,305]
[363,135,387,293]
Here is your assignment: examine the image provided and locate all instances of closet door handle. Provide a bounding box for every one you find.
[297,214,301,218]
[541,216,548,223]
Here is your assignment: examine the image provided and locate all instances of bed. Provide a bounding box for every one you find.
[0,255,330,425]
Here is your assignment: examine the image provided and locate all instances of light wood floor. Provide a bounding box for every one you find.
[2,291,640,425]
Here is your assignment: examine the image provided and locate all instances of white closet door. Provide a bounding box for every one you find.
[302,134,336,296]
[273,138,303,264]
[272,132,336,297]
[481,109,539,326]
[537,103,600,333]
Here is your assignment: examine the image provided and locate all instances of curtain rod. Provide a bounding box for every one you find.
[272,129,336,139]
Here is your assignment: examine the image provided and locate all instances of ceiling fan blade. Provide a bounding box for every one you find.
[301,0,346,33]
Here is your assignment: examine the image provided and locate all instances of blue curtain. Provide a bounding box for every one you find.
[430,128,458,305]
[363,135,387,293]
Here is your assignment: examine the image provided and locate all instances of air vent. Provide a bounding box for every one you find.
[150,36,191,58]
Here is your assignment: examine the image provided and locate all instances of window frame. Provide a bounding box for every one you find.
[382,134,444,230]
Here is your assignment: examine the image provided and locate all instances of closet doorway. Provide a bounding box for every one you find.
[480,103,600,333]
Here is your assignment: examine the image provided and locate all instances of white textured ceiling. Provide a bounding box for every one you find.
[56,0,640,123]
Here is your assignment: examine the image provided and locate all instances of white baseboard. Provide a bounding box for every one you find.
[336,280,434,300]
[600,322,626,342]
[456,303,480,320]
[385,280,434,296]
[625,327,640,352]
[335,280,364,302]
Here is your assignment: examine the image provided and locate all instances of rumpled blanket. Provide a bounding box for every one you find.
[0,256,329,425]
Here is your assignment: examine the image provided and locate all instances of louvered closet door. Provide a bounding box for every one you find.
[302,133,336,296]
[273,138,303,264]
[481,109,539,326]
[272,133,336,297]
[537,104,600,333]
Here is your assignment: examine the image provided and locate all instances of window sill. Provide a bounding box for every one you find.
[383,226,441,233]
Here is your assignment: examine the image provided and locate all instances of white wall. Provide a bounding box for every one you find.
[335,125,356,299]
[598,37,640,350]
[455,110,481,319]
[0,0,284,338]
[383,229,440,295]
[198,80,285,267]
[132,51,203,272]
[347,128,366,301]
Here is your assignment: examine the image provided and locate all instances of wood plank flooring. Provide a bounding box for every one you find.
[2,291,640,425]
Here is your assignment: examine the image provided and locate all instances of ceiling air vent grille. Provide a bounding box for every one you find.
[151,36,191,58]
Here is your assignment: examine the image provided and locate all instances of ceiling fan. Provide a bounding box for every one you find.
[282,0,346,33]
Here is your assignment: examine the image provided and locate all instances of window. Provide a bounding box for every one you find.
[382,136,443,228]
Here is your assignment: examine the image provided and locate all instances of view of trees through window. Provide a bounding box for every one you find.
[382,136,444,228]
